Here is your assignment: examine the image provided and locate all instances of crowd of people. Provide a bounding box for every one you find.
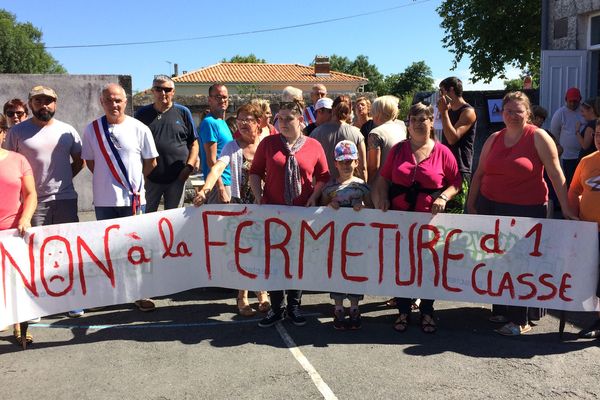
[0,77,599,347]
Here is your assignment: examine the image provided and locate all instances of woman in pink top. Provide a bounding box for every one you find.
[373,102,462,334]
[467,91,576,336]
[0,125,37,345]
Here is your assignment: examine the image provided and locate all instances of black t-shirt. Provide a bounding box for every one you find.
[579,119,596,159]
[360,119,376,141]
[443,104,476,175]
[135,103,196,183]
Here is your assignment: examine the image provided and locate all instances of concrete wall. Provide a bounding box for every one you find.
[0,74,132,211]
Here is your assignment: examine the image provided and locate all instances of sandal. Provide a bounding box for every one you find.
[14,326,33,348]
[421,314,437,334]
[237,296,256,317]
[495,322,531,336]
[256,291,271,313]
[393,313,409,333]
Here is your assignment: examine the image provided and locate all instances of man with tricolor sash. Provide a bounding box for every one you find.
[82,83,158,311]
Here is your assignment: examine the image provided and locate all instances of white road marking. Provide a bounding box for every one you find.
[275,322,338,400]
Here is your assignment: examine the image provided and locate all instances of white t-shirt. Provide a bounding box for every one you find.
[82,116,158,207]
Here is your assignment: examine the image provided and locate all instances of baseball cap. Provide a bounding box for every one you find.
[315,97,333,111]
[565,87,581,102]
[29,85,57,100]
[334,140,358,161]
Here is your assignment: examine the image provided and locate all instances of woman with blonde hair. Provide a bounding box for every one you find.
[353,96,375,139]
[367,95,407,184]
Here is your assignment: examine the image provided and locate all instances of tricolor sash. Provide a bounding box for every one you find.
[92,116,142,214]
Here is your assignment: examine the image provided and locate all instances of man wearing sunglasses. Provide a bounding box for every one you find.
[198,83,233,203]
[135,75,198,212]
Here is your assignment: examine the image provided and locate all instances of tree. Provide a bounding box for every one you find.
[385,61,435,98]
[221,54,266,63]
[328,54,385,94]
[437,0,540,83]
[0,10,66,73]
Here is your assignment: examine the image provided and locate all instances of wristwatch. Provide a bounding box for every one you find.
[439,193,449,202]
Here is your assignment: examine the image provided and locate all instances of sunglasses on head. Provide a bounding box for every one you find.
[153,86,173,93]
[279,101,301,114]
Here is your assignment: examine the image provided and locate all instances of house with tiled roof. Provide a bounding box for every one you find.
[171,57,368,96]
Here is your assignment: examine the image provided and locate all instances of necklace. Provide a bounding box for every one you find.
[156,105,172,120]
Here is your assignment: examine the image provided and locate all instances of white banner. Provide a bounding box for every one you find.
[0,205,598,326]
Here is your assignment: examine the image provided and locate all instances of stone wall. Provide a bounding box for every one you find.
[548,0,600,50]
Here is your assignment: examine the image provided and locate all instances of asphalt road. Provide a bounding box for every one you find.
[1,289,599,400]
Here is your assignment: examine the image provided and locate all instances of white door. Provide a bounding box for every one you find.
[540,50,588,128]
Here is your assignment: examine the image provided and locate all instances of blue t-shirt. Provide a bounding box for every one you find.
[198,114,233,185]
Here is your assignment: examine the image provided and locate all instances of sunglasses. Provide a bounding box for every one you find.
[153,86,173,93]
[6,111,25,118]
[279,101,302,114]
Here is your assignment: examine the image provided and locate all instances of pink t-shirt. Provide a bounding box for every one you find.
[0,151,33,230]
[380,140,461,212]
[250,134,330,206]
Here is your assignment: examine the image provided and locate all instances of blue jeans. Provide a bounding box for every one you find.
[95,205,146,221]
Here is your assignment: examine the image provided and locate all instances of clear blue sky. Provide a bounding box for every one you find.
[4,0,518,92]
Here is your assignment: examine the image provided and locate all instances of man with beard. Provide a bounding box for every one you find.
[5,85,85,317]
[135,75,197,212]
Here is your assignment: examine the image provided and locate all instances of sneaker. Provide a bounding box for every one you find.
[333,309,346,330]
[67,309,84,318]
[258,309,284,328]
[286,308,307,326]
[134,299,156,312]
[348,310,362,330]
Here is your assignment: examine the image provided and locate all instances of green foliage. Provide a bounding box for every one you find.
[0,9,66,73]
[504,78,523,91]
[328,54,385,94]
[221,54,266,63]
[397,94,413,121]
[437,0,540,83]
[384,61,435,98]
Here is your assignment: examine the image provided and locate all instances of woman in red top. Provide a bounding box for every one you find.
[250,100,330,328]
[467,91,576,336]
[373,102,462,334]
[0,128,37,345]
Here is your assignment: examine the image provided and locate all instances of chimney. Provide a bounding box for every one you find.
[172,63,179,77]
[314,56,330,77]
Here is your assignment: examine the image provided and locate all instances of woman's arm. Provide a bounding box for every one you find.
[193,160,227,206]
[534,128,578,220]
[17,175,37,236]
[567,161,584,218]
[357,140,368,182]
[367,147,381,185]
[372,175,390,211]
[580,126,594,151]
[466,133,496,214]
[306,180,326,207]
[249,174,263,205]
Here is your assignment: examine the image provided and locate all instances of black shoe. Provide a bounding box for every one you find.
[258,309,284,328]
[348,310,362,330]
[333,309,346,330]
[578,319,600,338]
[286,308,307,326]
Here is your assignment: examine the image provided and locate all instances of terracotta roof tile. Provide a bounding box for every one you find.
[173,63,368,84]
